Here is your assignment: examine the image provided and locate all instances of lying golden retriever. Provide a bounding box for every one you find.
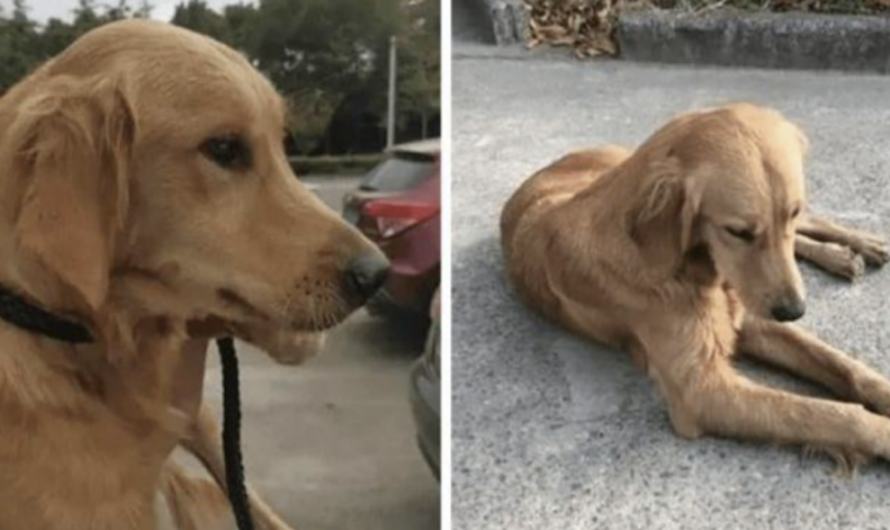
[502,103,890,471]
[0,20,388,530]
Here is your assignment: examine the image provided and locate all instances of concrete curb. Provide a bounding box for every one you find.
[466,0,530,45]
[618,10,890,73]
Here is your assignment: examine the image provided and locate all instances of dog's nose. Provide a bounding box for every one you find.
[344,253,390,302]
[771,299,806,322]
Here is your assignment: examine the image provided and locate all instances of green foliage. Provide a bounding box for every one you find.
[171,0,231,43]
[397,0,440,122]
[239,0,405,146]
[169,0,440,152]
[0,0,144,90]
[0,0,440,154]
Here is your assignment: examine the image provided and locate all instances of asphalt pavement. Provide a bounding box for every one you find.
[452,28,890,530]
[198,174,439,530]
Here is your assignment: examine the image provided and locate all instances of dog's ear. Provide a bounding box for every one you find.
[10,75,135,313]
[629,156,703,267]
[678,177,703,254]
[675,178,716,283]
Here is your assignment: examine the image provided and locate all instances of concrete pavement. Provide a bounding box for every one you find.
[198,175,439,530]
[452,41,890,530]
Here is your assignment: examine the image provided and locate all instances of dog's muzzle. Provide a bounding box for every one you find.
[343,252,390,303]
[770,297,806,322]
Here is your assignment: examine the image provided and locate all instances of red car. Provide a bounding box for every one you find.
[343,140,441,317]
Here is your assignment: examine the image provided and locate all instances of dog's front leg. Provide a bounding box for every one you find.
[798,214,889,267]
[795,233,864,280]
[650,356,890,469]
[738,318,890,415]
[181,406,296,530]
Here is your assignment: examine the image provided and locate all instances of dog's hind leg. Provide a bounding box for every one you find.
[798,214,889,267]
[181,406,296,530]
[738,318,890,415]
[795,233,865,280]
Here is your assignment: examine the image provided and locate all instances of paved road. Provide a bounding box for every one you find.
[452,37,890,530]
[199,174,439,530]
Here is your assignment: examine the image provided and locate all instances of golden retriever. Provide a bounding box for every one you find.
[501,103,890,471]
[0,20,389,530]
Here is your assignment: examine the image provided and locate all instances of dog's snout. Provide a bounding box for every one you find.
[770,297,806,322]
[344,253,390,302]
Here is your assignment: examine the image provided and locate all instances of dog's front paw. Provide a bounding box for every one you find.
[856,374,890,417]
[831,244,865,280]
[854,235,890,267]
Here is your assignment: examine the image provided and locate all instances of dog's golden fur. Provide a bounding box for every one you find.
[0,20,382,529]
[502,103,890,469]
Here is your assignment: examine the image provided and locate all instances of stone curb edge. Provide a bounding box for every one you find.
[467,1,890,74]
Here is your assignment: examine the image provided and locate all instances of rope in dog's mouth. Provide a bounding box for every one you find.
[0,284,255,530]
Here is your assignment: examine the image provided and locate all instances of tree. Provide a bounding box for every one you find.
[222,2,256,51]
[396,0,440,138]
[172,0,231,44]
[337,0,440,146]
[40,17,79,57]
[72,0,102,33]
[0,0,40,91]
[0,0,439,152]
[0,0,159,94]
[240,0,403,148]
[134,0,154,18]
[104,0,135,21]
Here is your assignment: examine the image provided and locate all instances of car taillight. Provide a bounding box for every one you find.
[363,200,438,239]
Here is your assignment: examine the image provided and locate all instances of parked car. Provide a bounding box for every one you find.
[409,289,440,480]
[342,139,439,223]
[344,139,440,316]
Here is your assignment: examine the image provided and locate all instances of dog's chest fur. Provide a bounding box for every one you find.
[0,326,187,530]
[696,283,746,360]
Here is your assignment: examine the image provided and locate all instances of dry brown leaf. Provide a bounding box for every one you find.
[525,0,620,58]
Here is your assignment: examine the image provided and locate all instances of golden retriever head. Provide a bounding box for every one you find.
[632,104,807,321]
[0,20,388,361]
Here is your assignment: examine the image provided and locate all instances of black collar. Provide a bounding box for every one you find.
[0,284,94,344]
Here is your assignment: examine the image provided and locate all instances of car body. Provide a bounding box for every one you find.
[409,289,441,479]
[342,139,439,224]
[344,139,441,315]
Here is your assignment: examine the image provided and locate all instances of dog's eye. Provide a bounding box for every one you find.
[201,136,251,170]
[725,226,756,243]
[790,206,801,219]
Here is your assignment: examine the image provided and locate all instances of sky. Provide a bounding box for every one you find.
[1,0,255,24]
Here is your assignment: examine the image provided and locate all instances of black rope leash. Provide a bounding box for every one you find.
[217,337,255,530]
